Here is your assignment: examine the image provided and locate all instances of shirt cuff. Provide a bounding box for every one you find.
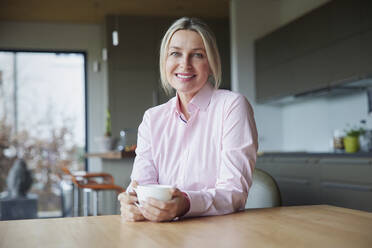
[181,190,210,217]
[181,192,190,216]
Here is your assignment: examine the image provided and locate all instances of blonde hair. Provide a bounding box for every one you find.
[159,17,222,95]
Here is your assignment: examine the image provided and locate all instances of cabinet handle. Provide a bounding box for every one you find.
[277,177,310,185]
[319,159,370,165]
[321,182,372,192]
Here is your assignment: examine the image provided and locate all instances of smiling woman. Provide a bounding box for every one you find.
[118,17,258,222]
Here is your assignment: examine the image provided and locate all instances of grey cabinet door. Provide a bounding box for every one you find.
[361,0,372,32]
[256,62,294,102]
[319,158,372,212]
[328,35,361,87]
[275,160,319,206]
[255,3,331,72]
[328,0,362,86]
[290,47,332,94]
[255,26,294,72]
[320,186,372,212]
[289,3,331,58]
[256,43,333,103]
[360,30,372,77]
[330,0,361,42]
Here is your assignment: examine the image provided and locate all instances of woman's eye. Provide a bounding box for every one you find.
[193,53,204,58]
[170,52,180,56]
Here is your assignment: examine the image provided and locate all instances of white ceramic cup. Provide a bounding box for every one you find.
[134,184,173,207]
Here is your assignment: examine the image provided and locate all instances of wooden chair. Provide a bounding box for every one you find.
[61,167,125,216]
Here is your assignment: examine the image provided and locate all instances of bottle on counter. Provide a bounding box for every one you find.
[333,129,345,153]
[359,120,372,152]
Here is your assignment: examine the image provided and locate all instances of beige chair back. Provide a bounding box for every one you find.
[245,168,281,209]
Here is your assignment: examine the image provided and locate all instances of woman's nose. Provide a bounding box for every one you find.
[180,56,192,69]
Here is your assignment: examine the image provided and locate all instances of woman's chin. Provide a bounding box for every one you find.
[172,83,194,92]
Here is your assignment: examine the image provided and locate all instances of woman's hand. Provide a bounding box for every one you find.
[117,180,145,222]
[140,188,190,222]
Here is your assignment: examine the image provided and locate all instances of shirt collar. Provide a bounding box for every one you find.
[172,82,214,116]
[189,82,214,111]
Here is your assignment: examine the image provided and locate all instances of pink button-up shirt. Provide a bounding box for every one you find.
[130,82,258,217]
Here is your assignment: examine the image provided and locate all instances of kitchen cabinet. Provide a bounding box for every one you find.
[360,30,372,77]
[329,0,361,41]
[256,155,372,212]
[328,34,361,86]
[255,61,295,101]
[361,0,372,32]
[319,158,372,212]
[255,3,331,72]
[255,0,370,103]
[275,157,320,206]
[290,47,331,95]
[255,25,293,72]
[289,3,331,59]
[255,3,332,102]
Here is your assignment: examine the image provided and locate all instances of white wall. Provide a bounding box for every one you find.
[0,21,107,171]
[230,0,372,152]
[230,0,283,151]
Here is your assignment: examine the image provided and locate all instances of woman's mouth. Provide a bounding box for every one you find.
[175,73,196,81]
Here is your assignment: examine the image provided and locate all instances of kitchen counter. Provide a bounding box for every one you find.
[256,152,372,212]
[259,151,372,158]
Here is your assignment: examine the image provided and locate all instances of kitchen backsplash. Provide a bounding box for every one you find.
[273,91,371,153]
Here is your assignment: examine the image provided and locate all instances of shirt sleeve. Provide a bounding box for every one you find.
[128,110,158,192]
[183,95,258,217]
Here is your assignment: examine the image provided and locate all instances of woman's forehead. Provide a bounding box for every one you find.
[168,30,205,50]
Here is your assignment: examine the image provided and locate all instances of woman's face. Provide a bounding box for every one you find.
[165,30,210,100]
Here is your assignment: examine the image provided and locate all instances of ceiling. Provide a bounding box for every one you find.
[0,0,230,24]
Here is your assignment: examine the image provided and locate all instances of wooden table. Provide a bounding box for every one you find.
[1,205,371,248]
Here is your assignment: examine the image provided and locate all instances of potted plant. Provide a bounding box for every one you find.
[344,126,365,153]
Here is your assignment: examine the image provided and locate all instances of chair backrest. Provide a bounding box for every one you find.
[61,166,125,194]
[245,168,281,209]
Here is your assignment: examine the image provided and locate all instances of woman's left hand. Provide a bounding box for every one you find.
[140,188,189,222]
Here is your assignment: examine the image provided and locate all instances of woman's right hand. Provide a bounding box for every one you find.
[117,180,145,222]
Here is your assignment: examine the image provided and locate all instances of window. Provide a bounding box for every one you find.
[0,51,86,217]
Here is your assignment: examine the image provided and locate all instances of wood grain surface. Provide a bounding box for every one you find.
[1,205,371,248]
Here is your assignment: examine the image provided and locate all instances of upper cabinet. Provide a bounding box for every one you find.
[360,30,372,77]
[255,0,372,103]
[329,0,361,41]
[361,0,372,32]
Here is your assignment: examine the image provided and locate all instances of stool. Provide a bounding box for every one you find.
[61,168,97,216]
[62,167,125,216]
